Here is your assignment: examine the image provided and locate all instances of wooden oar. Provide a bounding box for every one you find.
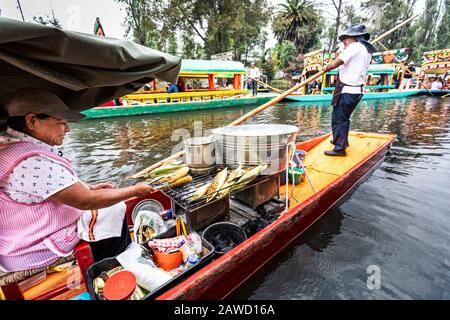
[370,14,419,44]
[377,41,433,96]
[130,15,419,179]
[256,79,284,94]
[442,92,450,98]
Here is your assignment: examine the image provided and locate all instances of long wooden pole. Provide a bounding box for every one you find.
[442,92,450,98]
[256,79,284,94]
[131,15,419,179]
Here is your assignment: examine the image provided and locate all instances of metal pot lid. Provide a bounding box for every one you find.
[212,124,299,137]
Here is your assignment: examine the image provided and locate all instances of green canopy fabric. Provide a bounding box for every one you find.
[180,59,246,73]
[0,17,181,114]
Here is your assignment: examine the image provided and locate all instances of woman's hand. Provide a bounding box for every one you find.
[89,182,117,190]
[132,182,154,198]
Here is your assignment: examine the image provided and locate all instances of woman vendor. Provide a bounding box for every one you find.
[0,88,154,272]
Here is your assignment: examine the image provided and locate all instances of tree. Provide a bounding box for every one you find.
[436,0,450,48]
[184,0,271,60]
[272,0,323,54]
[409,0,440,62]
[323,3,363,52]
[116,0,160,48]
[32,14,62,29]
[119,0,271,61]
[323,0,344,53]
[276,41,297,70]
[361,0,417,49]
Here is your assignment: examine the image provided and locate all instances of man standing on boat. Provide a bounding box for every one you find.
[249,62,261,97]
[323,24,377,156]
[399,62,415,90]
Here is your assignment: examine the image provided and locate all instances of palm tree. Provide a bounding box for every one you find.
[272,0,322,54]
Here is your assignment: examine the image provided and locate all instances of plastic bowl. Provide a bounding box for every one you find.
[153,250,183,271]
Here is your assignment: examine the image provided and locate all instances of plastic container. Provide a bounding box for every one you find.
[153,250,183,271]
[202,222,247,256]
[71,292,91,300]
[288,167,304,185]
[103,270,137,300]
[86,237,215,300]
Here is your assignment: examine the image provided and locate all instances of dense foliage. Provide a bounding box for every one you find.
[31,0,450,79]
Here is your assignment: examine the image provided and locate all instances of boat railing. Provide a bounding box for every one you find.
[122,89,249,105]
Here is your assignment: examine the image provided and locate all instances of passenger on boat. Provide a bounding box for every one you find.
[323,24,377,157]
[166,83,179,93]
[431,78,443,90]
[176,78,185,92]
[393,72,401,89]
[399,62,415,90]
[0,89,154,272]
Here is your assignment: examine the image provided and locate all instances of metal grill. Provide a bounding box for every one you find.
[149,166,270,211]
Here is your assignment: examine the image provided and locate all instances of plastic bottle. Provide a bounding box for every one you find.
[180,243,198,263]
[186,254,199,267]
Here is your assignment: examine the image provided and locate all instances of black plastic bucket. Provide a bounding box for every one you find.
[202,222,247,256]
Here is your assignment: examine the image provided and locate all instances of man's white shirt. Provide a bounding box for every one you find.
[249,67,261,79]
[338,42,371,94]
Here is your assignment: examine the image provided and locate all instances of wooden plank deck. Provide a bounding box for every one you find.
[23,264,84,300]
[281,132,394,209]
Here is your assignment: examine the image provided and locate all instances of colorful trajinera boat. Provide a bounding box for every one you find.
[285,48,438,102]
[1,130,395,300]
[81,59,277,119]
[417,48,450,93]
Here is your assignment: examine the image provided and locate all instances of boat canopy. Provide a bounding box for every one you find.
[0,17,181,115]
[326,64,396,75]
[180,59,246,76]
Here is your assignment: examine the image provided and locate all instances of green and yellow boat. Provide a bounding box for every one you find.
[81,59,277,119]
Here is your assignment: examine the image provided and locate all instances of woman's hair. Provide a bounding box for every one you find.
[6,113,51,133]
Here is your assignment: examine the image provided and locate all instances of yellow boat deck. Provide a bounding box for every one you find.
[280,132,395,210]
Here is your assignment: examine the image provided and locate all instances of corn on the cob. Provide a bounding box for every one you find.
[191,182,212,202]
[159,166,190,183]
[147,164,187,177]
[169,175,193,188]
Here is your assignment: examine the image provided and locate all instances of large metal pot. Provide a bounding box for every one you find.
[212,124,299,175]
[184,136,215,174]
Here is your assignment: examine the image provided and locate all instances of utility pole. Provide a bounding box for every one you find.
[16,0,25,21]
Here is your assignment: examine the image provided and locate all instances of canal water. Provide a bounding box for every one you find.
[64,96,450,299]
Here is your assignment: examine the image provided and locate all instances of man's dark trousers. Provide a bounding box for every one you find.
[331,93,363,152]
[251,79,258,96]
